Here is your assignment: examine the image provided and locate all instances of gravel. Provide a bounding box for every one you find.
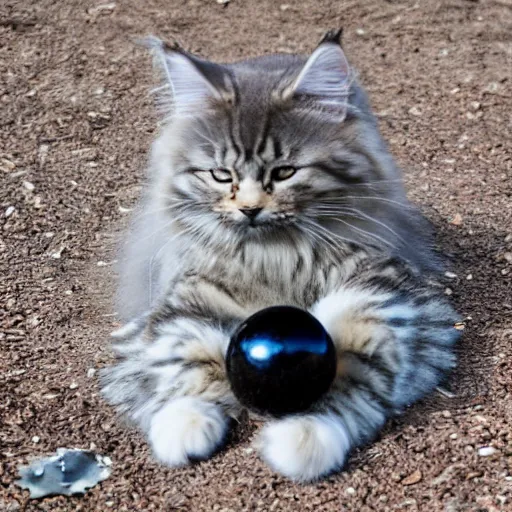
[1,0,511,510]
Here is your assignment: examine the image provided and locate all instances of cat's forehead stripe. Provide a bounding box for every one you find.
[260,136,276,163]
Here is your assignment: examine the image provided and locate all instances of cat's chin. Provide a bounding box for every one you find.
[234,223,299,244]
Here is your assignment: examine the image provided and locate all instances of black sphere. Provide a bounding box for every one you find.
[226,306,337,417]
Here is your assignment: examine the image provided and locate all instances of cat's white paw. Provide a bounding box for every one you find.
[257,414,351,482]
[149,397,228,466]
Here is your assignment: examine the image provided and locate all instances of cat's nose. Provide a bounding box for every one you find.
[239,207,263,220]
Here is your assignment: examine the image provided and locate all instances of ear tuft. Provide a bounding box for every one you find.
[319,28,343,46]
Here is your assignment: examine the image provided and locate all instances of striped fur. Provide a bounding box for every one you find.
[102,33,460,481]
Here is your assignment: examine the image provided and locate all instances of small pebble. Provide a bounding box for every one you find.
[1,157,16,171]
[402,469,423,486]
[478,446,497,457]
[445,288,453,296]
[87,368,96,378]
[50,247,65,259]
[466,274,473,280]
[355,28,365,36]
[23,181,35,192]
[64,290,73,295]
[450,213,463,226]
[69,382,78,390]
[32,436,40,444]
[5,206,15,217]
[87,2,116,14]
[450,433,458,440]
[345,487,356,495]
[408,106,422,117]
[444,271,457,279]
[96,260,116,267]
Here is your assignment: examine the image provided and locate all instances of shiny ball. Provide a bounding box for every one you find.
[226,306,336,416]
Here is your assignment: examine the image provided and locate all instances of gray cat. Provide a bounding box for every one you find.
[101,31,460,482]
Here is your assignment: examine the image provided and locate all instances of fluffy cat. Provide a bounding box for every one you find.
[101,30,461,482]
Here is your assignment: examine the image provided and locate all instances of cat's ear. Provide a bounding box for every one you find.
[283,33,351,119]
[143,37,231,118]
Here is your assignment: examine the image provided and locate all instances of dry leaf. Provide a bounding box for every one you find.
[402,470,423,486]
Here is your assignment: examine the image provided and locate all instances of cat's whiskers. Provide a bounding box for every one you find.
[324,196,416,210]
[328,217,397,250]
[299,221,339,254]
[301,218,360,253]
[133,217,178,245]
[312,206,408,245]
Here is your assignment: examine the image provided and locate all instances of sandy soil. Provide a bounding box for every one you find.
[1,0,511,510]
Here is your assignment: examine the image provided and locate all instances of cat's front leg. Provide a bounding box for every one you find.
[101,314,241,466]
[258,259,461,481]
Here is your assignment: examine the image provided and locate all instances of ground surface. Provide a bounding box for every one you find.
[1,0,511,510]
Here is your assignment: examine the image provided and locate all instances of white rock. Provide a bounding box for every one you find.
[5,206,15,217]
[478,446,497,457]
[50,247,65,259]
[409,106,422,117]
[87,368,96,378]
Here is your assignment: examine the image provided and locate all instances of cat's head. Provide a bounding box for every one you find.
[146,31,434,268]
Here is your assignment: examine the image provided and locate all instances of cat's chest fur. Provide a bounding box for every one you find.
[163,235,368,313]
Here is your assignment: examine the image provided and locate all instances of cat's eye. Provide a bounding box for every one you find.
[210,168,233,183]
[272,166,297,181]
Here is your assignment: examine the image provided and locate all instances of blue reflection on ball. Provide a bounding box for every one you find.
[226,306,337,416]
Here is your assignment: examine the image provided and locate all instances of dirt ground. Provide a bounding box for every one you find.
[1,0,511,510]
